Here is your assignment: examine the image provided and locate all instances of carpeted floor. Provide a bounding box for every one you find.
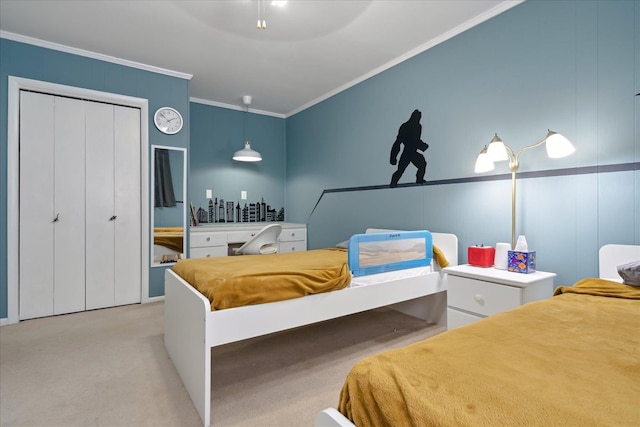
[0,301,444,427]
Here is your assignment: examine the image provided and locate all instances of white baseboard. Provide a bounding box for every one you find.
[1,297,164,326]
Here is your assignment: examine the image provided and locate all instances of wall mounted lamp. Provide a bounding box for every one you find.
[233,95,262,162]
[474,130,575,249]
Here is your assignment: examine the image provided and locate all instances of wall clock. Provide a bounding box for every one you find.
[154,107,183,135]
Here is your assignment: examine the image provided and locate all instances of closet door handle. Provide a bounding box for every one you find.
[52,213,60,223]
[109,215,118,221]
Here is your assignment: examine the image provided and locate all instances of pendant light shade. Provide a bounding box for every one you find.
[233,141,262,162]
[233,95,262,162]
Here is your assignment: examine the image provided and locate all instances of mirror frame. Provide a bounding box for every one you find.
[151,144,187,267]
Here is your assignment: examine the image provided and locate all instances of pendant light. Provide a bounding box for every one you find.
[233,95,262,162]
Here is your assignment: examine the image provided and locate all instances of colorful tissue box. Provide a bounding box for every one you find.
[508,250,536,274]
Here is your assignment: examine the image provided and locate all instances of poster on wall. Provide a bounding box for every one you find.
[390,109,429,188]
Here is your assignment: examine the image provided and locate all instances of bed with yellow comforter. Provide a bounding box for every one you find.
[172,244,449,311]
[337,278,640,426]
[172,248,352,311]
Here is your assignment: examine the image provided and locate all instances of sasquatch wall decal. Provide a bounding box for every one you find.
[389,109,429,188]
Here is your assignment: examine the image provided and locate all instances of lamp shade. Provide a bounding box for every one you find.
[545,131,575,158]
[487,133,509,161]
[233,141,262,162]
[474,146,495,173]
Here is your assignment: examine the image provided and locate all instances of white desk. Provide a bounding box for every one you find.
[190,223,307,258]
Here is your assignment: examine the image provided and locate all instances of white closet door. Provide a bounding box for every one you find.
[19,92,55,320]
[53,97,86,315]
[85,102,116,310]
[19,91,142,319]
[114,106,141,305]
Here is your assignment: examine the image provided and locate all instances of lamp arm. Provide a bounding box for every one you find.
[502,144,518,172]
[511,137,547,172]
[504,135,546,248]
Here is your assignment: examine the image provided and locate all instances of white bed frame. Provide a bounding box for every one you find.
[315,243,640,427]
[598,244,640,282]
[164,231,458,427]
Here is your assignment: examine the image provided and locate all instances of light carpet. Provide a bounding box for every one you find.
[1,301,444,427]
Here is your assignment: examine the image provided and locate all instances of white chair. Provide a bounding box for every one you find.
[234,224,283,255]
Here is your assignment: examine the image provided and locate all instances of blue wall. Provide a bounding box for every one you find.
[0,38,191,317]
[189,102,286,222]
[286,0,639,287]
[1,0,638,320]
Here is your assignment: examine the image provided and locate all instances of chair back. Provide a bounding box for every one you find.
[234,224,283,255]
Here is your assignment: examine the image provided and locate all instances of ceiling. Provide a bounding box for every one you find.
[0,0,521,117]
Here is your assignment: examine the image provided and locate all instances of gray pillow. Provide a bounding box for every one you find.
[336,240,349,249]
[617,260,640,286]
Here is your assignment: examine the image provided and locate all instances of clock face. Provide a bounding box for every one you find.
[154,107,183,135]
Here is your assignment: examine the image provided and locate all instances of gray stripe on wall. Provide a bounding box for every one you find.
[308,162,639,220]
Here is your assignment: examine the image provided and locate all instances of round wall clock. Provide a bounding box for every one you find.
[154,107,183,135]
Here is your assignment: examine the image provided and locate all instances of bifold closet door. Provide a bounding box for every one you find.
[20,92,141,319]
[53,97,87,314]
[19,92,86,320]
[113,106,142,306]
[85,103,141,310]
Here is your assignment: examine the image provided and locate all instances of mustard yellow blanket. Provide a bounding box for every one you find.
[338,278,640,426]
[173,244,449,311]
[154,226,183,253]
[172,249,351,310]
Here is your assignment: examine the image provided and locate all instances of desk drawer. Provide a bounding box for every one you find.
[447,276,520,317]
[190,246,228,259]
[279,241,305,253]
[191,232,226,248]
[226,230,256,244]
[279,228,306,242]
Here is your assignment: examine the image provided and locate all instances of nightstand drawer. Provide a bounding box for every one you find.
[447,307,482,329]
[448,276,520,317]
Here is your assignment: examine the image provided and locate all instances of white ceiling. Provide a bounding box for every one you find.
[0,0,521,117]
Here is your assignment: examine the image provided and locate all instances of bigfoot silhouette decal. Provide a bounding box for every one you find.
[389,109,429,188]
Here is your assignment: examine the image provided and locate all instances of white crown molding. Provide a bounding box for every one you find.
[286,0,525,117]
[190,97,286,119]
[1,30,193,80]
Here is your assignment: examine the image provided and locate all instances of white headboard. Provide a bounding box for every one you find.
[365,228,458,267]
[599,244,640,282]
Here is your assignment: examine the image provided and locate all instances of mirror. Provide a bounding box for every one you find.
[151,145,187,266]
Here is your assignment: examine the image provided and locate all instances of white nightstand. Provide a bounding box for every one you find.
[443,264,556,329]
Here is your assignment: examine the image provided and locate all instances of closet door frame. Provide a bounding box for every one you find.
[6,76,150,325]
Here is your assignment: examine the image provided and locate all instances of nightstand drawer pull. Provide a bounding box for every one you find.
[474,294,484,303]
